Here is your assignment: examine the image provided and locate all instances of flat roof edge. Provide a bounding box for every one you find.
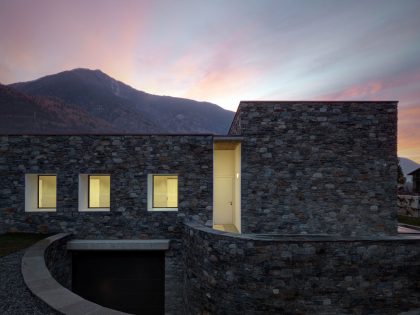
[238,100,399,104]
[0,133,216,137]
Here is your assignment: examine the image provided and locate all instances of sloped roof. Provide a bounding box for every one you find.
[408,167,420,175]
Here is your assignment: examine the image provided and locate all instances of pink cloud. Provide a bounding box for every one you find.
[314,81,386,100]
[315,69,420,101]
[310,69,420,162]
[398,105,420,163]
[182,26,262,101]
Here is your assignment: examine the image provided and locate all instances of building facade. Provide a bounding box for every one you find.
[1,101,419,314]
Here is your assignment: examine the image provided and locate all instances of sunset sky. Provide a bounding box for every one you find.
[0,0,419,161]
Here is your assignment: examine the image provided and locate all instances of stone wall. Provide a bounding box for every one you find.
[0,135,213,237]
[183,222,420,315]
[22,233,125,314]
[229,101,398,236]
[44,234,73,290]
[0,134,213,314]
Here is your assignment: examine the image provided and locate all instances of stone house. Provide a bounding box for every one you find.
[408,167,420,194]
[1,101,420,314]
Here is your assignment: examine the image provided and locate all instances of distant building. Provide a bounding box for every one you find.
[408,167,420,194]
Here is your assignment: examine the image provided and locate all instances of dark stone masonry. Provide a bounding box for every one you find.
[183,222,420,315]
[230,102,398,235]
[0,135,213,237]
[44,234,73,290]
[0,101,419,314]
[0,134,213,312]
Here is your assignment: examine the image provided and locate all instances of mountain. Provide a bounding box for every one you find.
[399,157,420,182]
[9,68,235,134]
[0,84,116,134]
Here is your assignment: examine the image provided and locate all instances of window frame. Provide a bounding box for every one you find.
[87,175,111,209]
[78,174,111,212]
[37,175,57,209]
[148,174,179,212]
[25,174,57,212]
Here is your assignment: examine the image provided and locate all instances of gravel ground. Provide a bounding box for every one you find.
[0,250,59,315]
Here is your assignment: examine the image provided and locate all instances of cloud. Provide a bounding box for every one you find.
[399,105,420,162]
[0,0,420,159]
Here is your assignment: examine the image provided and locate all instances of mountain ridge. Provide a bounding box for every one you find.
[8,68,234,134]
[0,83,118,134]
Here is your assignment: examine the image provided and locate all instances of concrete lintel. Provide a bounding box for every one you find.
[67,239,170,251]
[213,136,243,141]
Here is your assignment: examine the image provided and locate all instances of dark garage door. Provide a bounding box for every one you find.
[72,250,165,315]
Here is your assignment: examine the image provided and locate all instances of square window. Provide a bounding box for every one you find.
[25,174,56,212]
[88,175,110,208]
[38,175,57,208]
[79,174,110,211]
[148,175,178,211]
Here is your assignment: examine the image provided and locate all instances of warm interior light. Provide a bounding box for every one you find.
[89,175,110,208]
[153,175,178,208]
[38,175,56,208]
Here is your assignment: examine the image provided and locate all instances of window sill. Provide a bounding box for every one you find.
[25,209,57,212]
[148,208,178,212]
[79,208,110,212]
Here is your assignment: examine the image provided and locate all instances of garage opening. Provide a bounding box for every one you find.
[68,240,169,315]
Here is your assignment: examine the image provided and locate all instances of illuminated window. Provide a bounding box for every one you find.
[25,174,56,212]
[148,175,178,211]
[38,175,57,208]
[88,175,110,208]
[78,174,110,211]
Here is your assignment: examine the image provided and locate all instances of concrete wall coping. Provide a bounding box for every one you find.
[22,233,129,315]
[67,239,170,251]
[186,221,420,243]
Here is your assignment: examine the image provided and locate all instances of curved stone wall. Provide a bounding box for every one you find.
[183,222,420,315]
[22,233,128,314]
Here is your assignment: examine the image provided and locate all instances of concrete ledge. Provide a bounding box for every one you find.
[67,239,170,251]
[22,233,129,315]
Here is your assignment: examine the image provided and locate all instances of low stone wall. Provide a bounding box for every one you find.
[44,233,73,289]
[183,222,420,315]
[22,233,127,314]
[398,195,420,217]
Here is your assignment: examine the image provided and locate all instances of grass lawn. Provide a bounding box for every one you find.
[0,233,48,257]
[398,215,420,227]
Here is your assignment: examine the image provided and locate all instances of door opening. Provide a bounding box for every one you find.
[213,140,241,233]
